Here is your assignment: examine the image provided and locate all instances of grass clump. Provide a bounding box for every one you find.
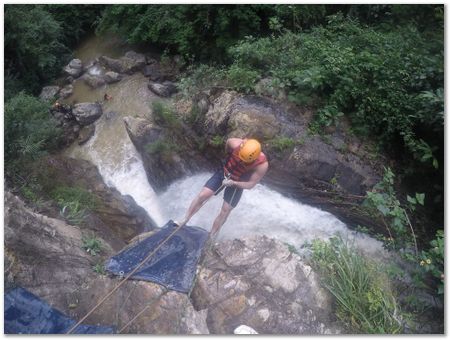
[310,236,403,334]
[82,235,102,256]
[269,136,296,152]
[92,262,106,275]
[51,186,97,225]
[151,101,180,129]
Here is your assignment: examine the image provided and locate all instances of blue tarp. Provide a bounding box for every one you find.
[105,220,209,293]
[4,287,115,334]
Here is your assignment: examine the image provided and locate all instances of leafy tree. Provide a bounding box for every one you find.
[5,5,69,94]
[43,4,105,47]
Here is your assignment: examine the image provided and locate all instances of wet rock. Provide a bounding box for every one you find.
[125,50,146,65]
[105,111,118,120]
[146,56,158,65]
[59,84,73,99]
[123,116,211,189]
[72,102,102,126]
[83,74,106,88]
[63,58,83,78]
[39,86,60,101]
[143,64,163,80]
[104,71,122,84]
[148,81,177,97]
[99,51,146,75]
[191,235,340,334]
[77,125,95,145]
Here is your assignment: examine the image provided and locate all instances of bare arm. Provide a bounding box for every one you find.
[225,138,244,153]
[230,161,269,190]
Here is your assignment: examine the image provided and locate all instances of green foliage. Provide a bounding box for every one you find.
[82,235,102,256]
[5,4,104,96]
[224,15,443,169]
[310,236,402,333]
[5,5,69,95]
[313,105,344,128]
[227,64,260,93]
[179,64,228,97]
[363,168,443,297]
[43,5,105,47]
[210,135,225,147]
[364,167,420,257]
[92,263,106,275]
[96,4,276,61]
[5,92,62,165]
[151,101,180,129]
[284,243,299,255]
[419,229,444,295]
[269,136,296,152]
[20,182,46,210]
[145,139,182,165]
[51,186,97,225]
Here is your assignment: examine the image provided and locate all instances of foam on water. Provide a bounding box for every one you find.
[159,173,386,257]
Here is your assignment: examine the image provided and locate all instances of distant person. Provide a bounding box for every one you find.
[176,138,269,237]
[104,93,113,101]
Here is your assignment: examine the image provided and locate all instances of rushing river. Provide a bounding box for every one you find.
[65,34,386,258]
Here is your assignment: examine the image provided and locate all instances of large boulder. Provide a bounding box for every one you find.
[143,63,163,81]
[4,191,209,334]
[83,74,106,88]
[99,51,146,75]
[104,71,122,84]
[39,86,60,101]
[72,102,103,126]
[77,125,95,145]
[63,58,83,78]
[191,235,340,334]
[123,116,211,190]
[148,81,177,97]
[59,84,74,99]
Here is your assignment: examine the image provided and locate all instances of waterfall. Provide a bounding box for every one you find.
[158,173,386,257]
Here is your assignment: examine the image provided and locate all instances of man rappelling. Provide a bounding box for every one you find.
[176,138,269,237]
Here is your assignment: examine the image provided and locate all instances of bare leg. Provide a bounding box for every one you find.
[180,187,214,225]
[210,201,233,237]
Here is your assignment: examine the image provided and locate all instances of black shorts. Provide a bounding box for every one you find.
[204,170,244,208]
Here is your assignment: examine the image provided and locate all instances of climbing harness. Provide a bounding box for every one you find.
[66,175,230,334]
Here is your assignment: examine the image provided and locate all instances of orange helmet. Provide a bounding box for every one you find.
[238,139,261,163]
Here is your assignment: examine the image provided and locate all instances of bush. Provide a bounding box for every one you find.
[178,64,228,97]
[419,229,444,295]
[5,92,62,166]
[151,101,180,129]
[82,235,102,256]
[310,236,403,333]
[224,15,443,170]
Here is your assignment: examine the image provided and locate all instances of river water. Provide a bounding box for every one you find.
[65,34,386,257]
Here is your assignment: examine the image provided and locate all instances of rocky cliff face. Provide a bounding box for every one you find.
[25,155,156,247]
[192,236,341,334]
[124,87,386,231]
[4,191,209,334]
[5,190,342,334]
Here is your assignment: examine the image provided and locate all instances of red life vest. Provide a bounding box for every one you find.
[224,146,267,181]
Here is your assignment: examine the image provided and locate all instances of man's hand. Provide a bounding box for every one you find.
[222,178,234,187]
